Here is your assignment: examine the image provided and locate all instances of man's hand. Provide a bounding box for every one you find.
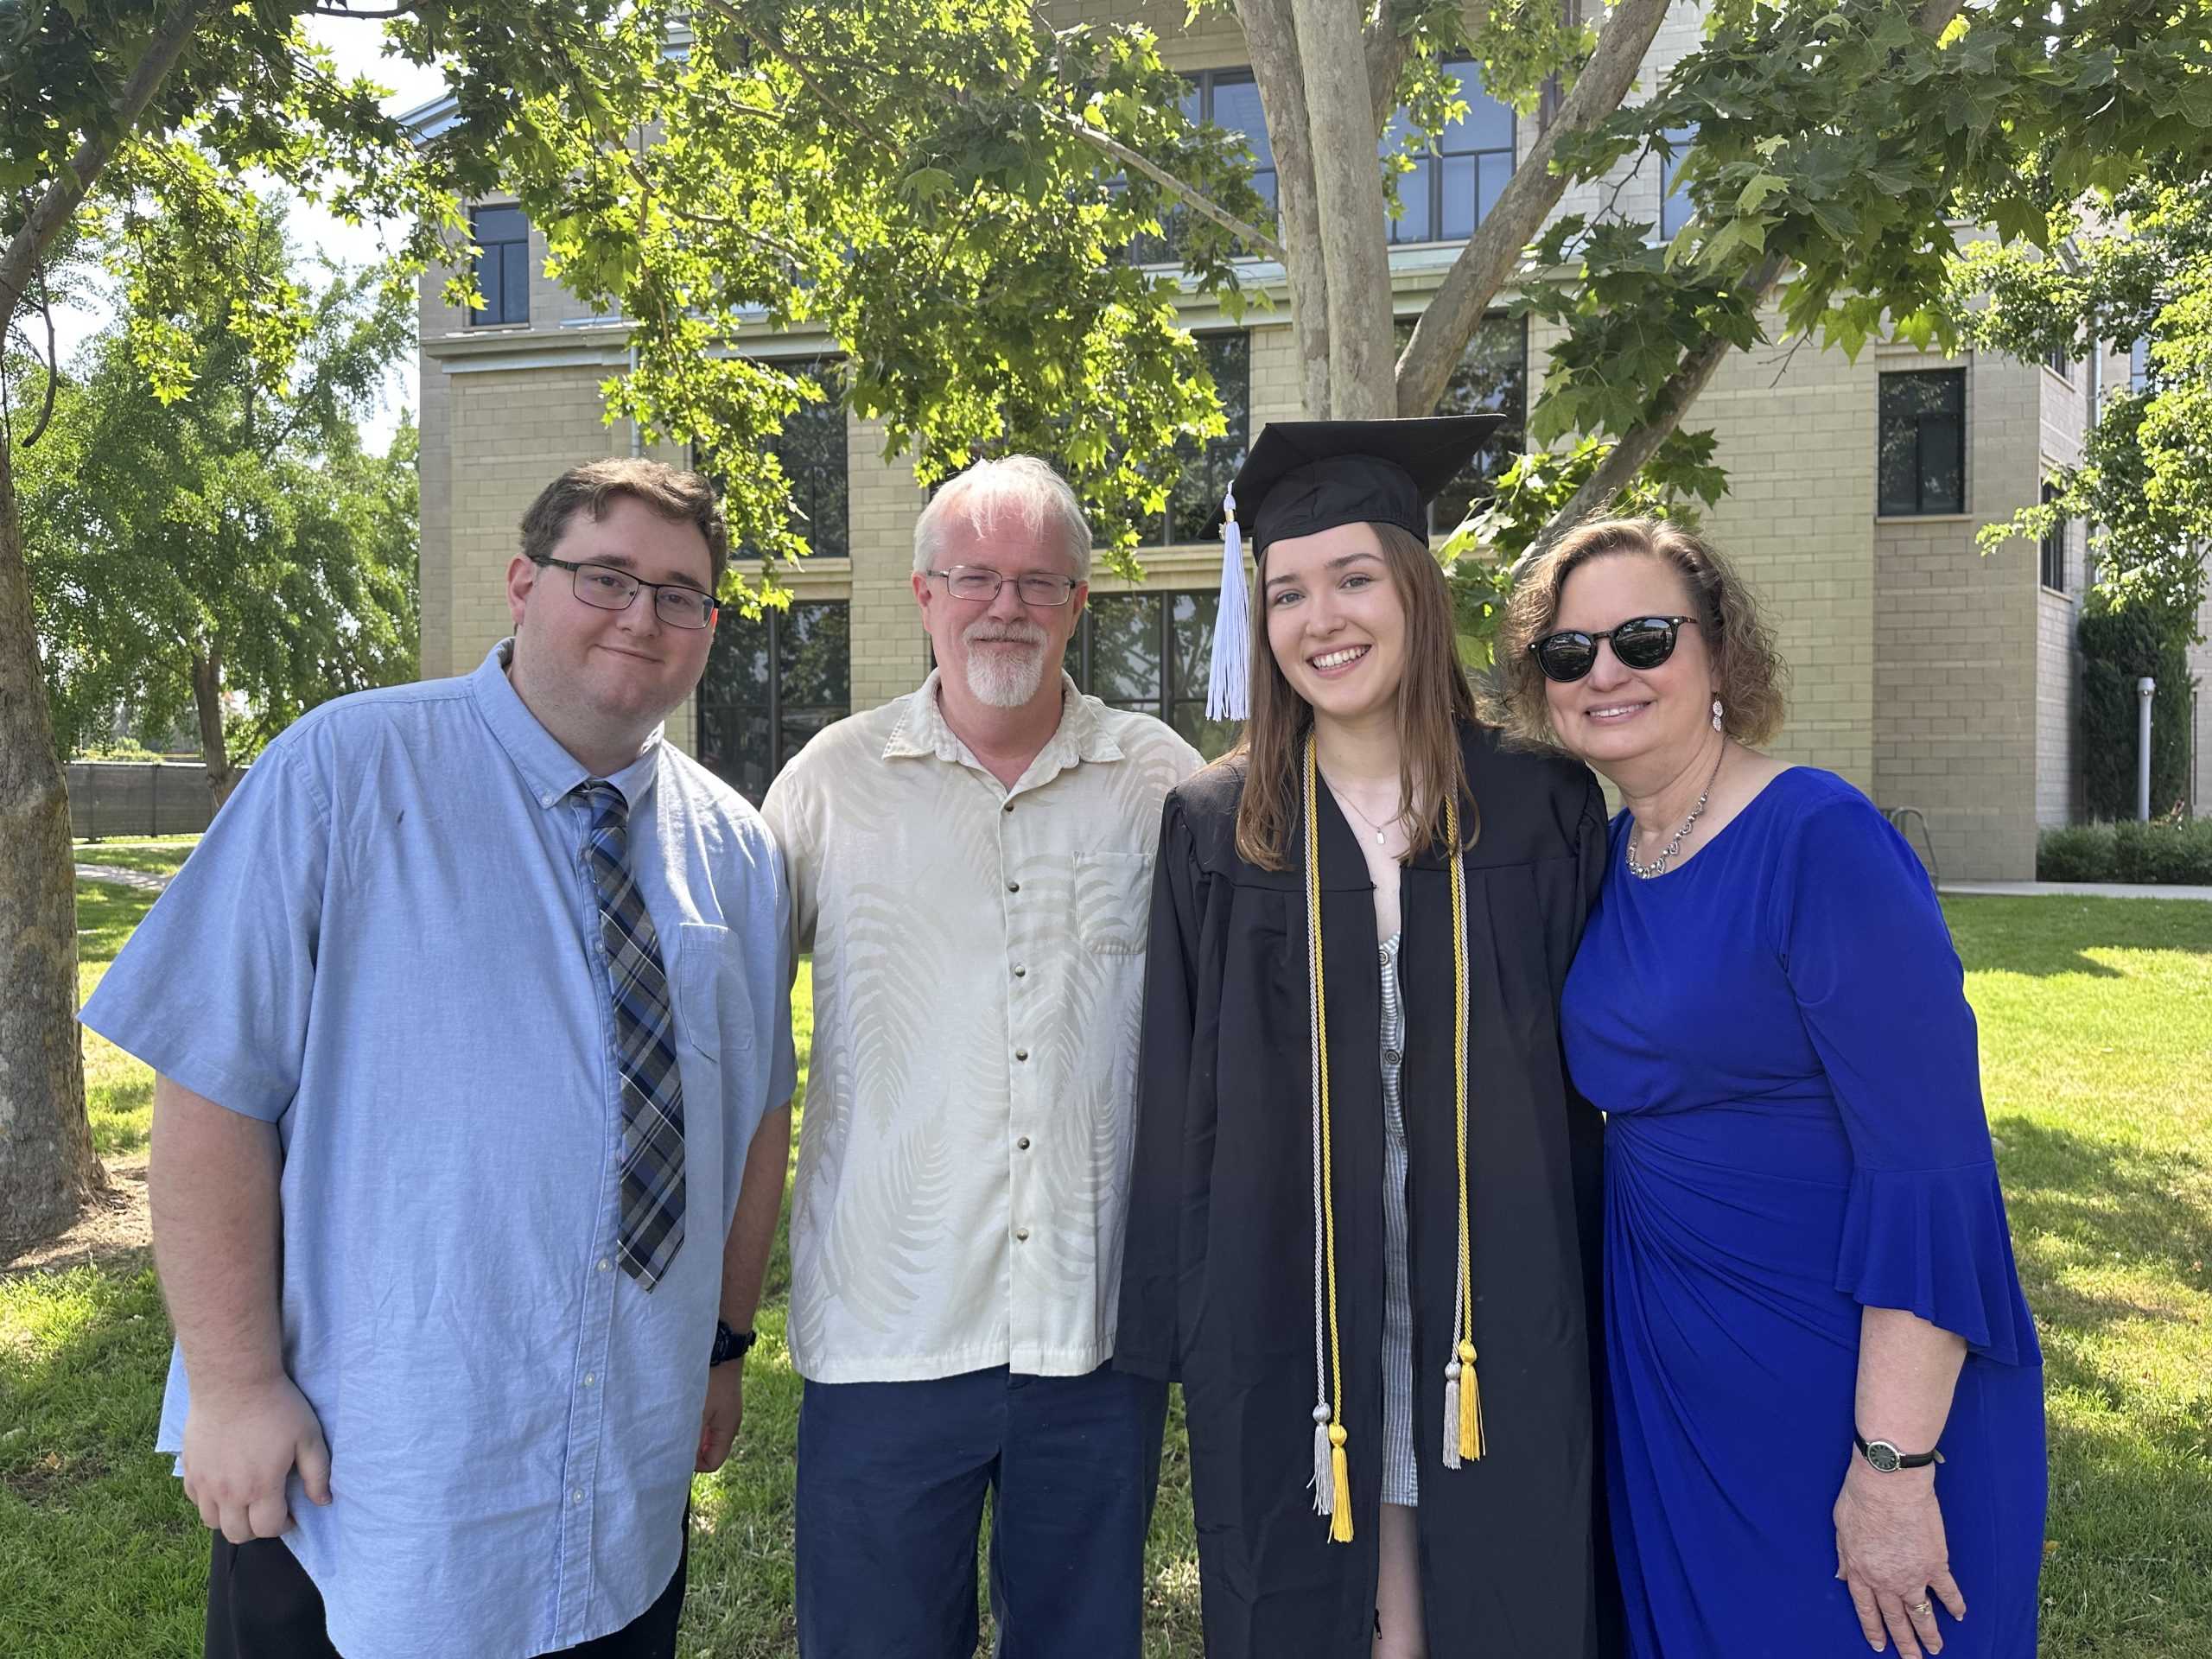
[696,1363,743,1472]
[181,1375,333,1543]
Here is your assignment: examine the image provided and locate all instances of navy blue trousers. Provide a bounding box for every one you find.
[795,1362,1169,1659]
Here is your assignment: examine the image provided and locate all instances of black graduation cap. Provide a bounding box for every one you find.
[1205,415,1503,720]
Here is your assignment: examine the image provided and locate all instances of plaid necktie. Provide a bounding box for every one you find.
[577,779,685,1291]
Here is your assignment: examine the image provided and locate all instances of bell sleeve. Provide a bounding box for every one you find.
[1775,794,2037,1368]
[1114,791,1214,1383]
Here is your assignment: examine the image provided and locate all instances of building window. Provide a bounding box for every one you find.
[1074,590,1238,759]
[469,205,530,327]
[1877,369,1966,516]
[696,601,850,802]
[1658,126,1697,241]
[1141,331,1249,548]
[1134,70,1274,262]
[1394,315,1527,534]
[2129,336,2152,392]
[696,359,850,561]
[1383,59,1515,244]
[2044,343,2071,380]
[2040,481,2068,593]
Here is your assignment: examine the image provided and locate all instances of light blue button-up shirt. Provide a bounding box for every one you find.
[81,643,796,1658]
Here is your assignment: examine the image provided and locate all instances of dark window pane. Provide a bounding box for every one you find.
[1172,702,1241,761]
[1211,75,1271,172]
[779,382,850,559]
[470,207,530,326]
[779,601,850,708]
[1165,333,1250,546]
[1477,153,1508,230]
[1090,594,1163,701]
[1878,370,1965,515]
[2040,481,2066,592]
[698,707,772,802]
[699,608,772,702]
[1395,315,1527,529]
[1169,591,1217,706]
[1659,126,1696,239]
[500,245,529,324]
[781,709,840,764]
[474,204,527,244]
[2130,337,2151,391]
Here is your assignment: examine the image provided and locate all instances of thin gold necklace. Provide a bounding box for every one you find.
[1324,773,1402,847]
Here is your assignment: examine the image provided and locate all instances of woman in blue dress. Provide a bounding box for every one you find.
[1493,518,2045,1659]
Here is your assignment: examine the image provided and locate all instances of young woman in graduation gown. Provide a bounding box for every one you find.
[1115,418,1614,1658]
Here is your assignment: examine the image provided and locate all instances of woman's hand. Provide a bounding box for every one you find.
[1833,1457,1967,1657]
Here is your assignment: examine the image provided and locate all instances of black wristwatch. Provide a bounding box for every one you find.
[709,1320,756,1368]
[1854,1433,1943,1472]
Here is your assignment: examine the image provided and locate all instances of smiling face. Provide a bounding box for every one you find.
[505,493,720,762]
[912,518,1085,714]
[1541,550,1717,775]
[1261,521,1409,729]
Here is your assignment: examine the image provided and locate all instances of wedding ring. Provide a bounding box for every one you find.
[1909,1600,1935,1617]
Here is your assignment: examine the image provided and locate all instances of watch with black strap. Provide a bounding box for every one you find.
[1853,1432,1944,1473]
[709,1320,756,1368]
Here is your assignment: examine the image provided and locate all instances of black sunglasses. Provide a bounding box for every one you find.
[1529,615,1699,683]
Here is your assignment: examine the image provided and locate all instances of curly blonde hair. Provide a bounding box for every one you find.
[1492,518,1787,749]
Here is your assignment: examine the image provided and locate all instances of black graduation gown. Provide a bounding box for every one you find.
[1116,721,1612,1658]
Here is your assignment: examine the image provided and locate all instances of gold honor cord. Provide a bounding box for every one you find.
[1303,735,1485,1545]
[1303,734,1353,1543]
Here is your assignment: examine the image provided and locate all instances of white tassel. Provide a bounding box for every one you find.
[1441,1360,1464,1471]
[1206,491,1249,721]
[1312,1406,1335,1516]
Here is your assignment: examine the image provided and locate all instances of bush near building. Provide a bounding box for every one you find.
[2078,607,2195,821]
[2039,818,2212,885]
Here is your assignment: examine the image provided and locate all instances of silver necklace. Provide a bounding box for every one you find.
[1325,775,1402,847]
[1626,747,1727,880]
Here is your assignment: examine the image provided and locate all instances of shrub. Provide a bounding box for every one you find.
[2038,818,2212,885]
[2078,606,2195,820]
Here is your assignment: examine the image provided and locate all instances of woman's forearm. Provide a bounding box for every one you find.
[1853,1305,1967,1454]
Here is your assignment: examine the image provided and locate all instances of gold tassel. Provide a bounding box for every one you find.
[1457,1340,1485,1462]
[1328,1423,1353,1543]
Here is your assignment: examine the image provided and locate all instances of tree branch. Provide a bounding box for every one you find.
[1395,0,1670,416]
[1238,0,1331,417]
[1363,0,1428,140]
[1058,116,1287,264]
[0,0,221,337]
[22,259,61,449]
[1522,251,1787,563]
[1292,0,1395,417]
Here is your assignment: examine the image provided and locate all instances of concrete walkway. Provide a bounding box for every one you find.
[1941,880,2212,903]
[75,863,174,893]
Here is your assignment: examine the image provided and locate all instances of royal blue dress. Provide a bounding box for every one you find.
[1560,768,2045,1658]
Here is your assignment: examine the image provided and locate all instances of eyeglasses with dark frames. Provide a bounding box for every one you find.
[928,567,1082,607]
[1529,615,1699,683]
[534,556,718,630]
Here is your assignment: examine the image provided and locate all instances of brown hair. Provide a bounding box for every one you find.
[519,458,730,595]
[1230,522,1480,871]
[1493,517,1786,749]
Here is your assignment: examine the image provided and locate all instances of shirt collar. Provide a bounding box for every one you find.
[884,670,1125,777]
[468,639,664,812]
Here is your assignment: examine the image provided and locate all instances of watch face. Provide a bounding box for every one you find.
[1866,1440,1903,1472]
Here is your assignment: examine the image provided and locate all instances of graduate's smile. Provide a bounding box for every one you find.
[1307,643,1371,677]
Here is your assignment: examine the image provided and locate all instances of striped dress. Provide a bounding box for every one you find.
[1378,932,1418,1506]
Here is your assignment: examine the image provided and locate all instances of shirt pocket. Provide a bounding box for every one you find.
[1073,851,1154,957]
[673,920,754,1061]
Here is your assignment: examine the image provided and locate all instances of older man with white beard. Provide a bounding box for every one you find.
[760,456,1201,1658]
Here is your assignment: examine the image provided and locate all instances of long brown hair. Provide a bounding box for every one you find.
[1230,521,1479,870]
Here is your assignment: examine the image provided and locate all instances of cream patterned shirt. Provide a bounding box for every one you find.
[761,671,1202,1382]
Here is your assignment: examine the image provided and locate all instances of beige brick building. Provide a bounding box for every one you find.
[410,3,2202,880]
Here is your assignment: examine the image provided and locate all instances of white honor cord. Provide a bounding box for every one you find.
[1308,794,1334,1516]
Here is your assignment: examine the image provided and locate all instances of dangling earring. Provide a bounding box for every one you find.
[1711,697,1725,733]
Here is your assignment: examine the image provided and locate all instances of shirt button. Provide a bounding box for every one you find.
[596,1258,612,1273]
[1002,800,1015,814]
[1014,1048,1028,1062]
[1013,964,1027,978]
[1383,1046,1402,1065]
[571,1489,585,1505]
[1007,880,1020,893]
[1017,1136,1032,1151]
[583,1373,596,1388]
[1015,1227,1031,1242]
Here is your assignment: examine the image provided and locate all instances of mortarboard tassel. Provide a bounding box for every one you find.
[1206,489,1249,721]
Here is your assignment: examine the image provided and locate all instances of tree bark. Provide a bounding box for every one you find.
[0,436,105,1252]
[191,649,240,809]
[1289,0,1396,417]
[1238,0,1332,418]
[1396,0,1672,416]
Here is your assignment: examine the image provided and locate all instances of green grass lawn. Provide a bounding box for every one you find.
[4,879,2206,1656]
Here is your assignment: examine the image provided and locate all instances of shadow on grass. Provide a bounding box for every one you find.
[1945,894,2212,980]
[1996,1116,2212,1315]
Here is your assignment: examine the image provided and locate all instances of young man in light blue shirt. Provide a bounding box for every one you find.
[81,459,796,1659]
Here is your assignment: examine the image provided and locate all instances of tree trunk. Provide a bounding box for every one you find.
[1396,0,1674,416]
[1287,0,1395,418]
[191,649,240,809]
[0,435,105,1252]
[1238,0,1332,418]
